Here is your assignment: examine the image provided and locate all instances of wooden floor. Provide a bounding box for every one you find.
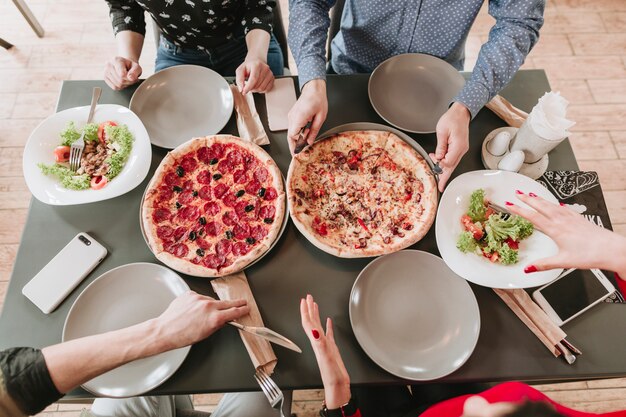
[1,0,626,415]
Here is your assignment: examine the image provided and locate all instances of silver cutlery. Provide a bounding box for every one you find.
[70,87,101,171]
[431,160,443,175]
[487,201,512,220]
[228,321,302,353]
[254,368,286,417]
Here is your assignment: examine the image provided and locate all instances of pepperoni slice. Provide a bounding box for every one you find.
[232,241,250,256]
[244,153,258,170]
[179,190,195,204]
[222,192,238,207]
[216,239,232,255]
[185,206,200,221]
[174,226,187,241]
[258,205,276,220]
[199,185,212,200]
[250,225,267,241]
[181,156,198,172]
[235,200,250,217]
[157,185,174,201]
[233,169,248,184]
[164,172,180,186]
[152,208,171,223]
[203,254,224,269]
[219,257,233,269]
[264,187,278,201]
[205,221,222,236]
[213,183,228,199]
[226,150,243,166]
[245,181,261,194]
[254,167,268,183]
[222,211,237,226]
[207,143,225,160]
[197,170,211,184]
[182,180,194,190]
[196,237,211,250]
[203,201,220,216]
[197,146,210,163]
[233,223,250,240]
[173,243,189,258]
[156,225,175,241]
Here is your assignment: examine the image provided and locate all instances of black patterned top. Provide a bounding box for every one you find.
[105,0,275,50]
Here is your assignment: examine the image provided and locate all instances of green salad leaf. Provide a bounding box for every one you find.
[82,123,99,142]
[59,121,99,145]
[467,188,486,222]
[103,124,134,179]
[498,243,519,265]
[485,213,534,243]
[456,231,479,253]
[38,163,90,190]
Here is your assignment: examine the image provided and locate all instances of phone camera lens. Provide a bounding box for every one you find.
[79,235,91,246]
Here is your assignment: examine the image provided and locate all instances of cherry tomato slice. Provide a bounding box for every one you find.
[54,146,71,163]
[97,121,118,145]
[90,175,108,190]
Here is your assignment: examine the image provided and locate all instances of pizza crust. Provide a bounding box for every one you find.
[142,135,286,277]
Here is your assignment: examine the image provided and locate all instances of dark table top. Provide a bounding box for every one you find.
[2,70,626,399]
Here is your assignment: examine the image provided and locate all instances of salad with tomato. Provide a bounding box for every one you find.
[38,120,134,190]
[456,189,534,265]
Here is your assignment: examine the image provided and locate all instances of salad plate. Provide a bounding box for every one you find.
[350,250,480,381]
[62,263,190,397]
[130,65,234,149]
[436,170,563,289]
[23,104,151,205]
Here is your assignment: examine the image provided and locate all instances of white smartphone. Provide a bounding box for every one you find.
[533,269,615,326]
[22,233,107,314]
[265,77,297,132]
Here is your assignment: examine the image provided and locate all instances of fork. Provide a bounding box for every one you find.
[487,202,511,220]
[70,87,101,171]
[254,368,286,417]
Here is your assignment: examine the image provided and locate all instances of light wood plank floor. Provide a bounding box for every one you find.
[1,0,626,415]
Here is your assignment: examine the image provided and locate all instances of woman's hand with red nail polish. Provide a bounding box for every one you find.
[300,295,351,408]
[506,193,626,276]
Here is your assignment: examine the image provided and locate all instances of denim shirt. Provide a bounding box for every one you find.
[288,0,545,117]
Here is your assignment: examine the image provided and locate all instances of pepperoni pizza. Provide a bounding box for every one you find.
[142,135,285,277]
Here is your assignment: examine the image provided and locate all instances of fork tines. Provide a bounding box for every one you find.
[254,369,285,417]
[69,140,85,172]
[487,202,511,220]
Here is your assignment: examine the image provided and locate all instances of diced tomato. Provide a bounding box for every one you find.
[403,192,413,203]
[313,216,328,236]
[97,121,118,145]
[461,214,484,240]
[54,146,71,163]
[505,238,519,250]
[301,175,308,182]
[485,207,496,218]
[357,218,370,233]
[482,250,499,263]
[314,188,325,198]
[90,175,108,190]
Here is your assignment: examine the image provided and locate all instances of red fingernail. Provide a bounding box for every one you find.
[515,190,523,195]
[505,201,514,206]
[529,192,537,197]
[524,265,538,273]
[560,202,565,206]
[312,329,320,340]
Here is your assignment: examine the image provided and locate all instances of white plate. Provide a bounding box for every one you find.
[436,170,563,289]
[62,263,190,397]
[23,104,151,206]
[130,65,234,149]
[350,250,480,381]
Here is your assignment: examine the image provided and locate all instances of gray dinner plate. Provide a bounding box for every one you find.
[368,53,465,133]
[62,263,191,397]
[130,65,234,149]
[349,250,480,381]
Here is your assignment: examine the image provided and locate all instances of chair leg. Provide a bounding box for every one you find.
[12,0,45,38]
[0,38,14,50]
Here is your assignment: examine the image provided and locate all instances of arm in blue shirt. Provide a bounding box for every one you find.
[288,0,336,89]
[454,0,545,118]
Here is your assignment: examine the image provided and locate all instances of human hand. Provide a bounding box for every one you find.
[300,294,351,409]
[429,102,471,192]
[156,291,249,349]
[287,79,328,155]
[507,192,626,276]
[236,55,274,95]
[104,56,142,91]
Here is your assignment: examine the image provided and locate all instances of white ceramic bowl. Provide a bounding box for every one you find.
[436,170,563,289]
[23,104,151,205]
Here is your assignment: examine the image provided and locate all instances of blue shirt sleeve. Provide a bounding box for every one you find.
[454,0,545,118]
[288,0,336,89]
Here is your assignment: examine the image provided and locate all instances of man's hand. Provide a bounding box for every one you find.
[156,291,249,350]
[430,102,471,192]
[236,56,274,95]
[287,79,328,155]
[104,56,142,91]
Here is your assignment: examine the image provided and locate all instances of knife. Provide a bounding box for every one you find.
[228,321,302,353]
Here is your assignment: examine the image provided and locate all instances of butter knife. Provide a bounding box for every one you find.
[228,322,302,353]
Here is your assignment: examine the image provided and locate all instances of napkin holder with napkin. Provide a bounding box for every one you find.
[483,92,575,179]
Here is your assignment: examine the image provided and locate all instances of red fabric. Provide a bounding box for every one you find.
[343,408,361,417]
[419,382,626,417]
[615,273,626,298]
